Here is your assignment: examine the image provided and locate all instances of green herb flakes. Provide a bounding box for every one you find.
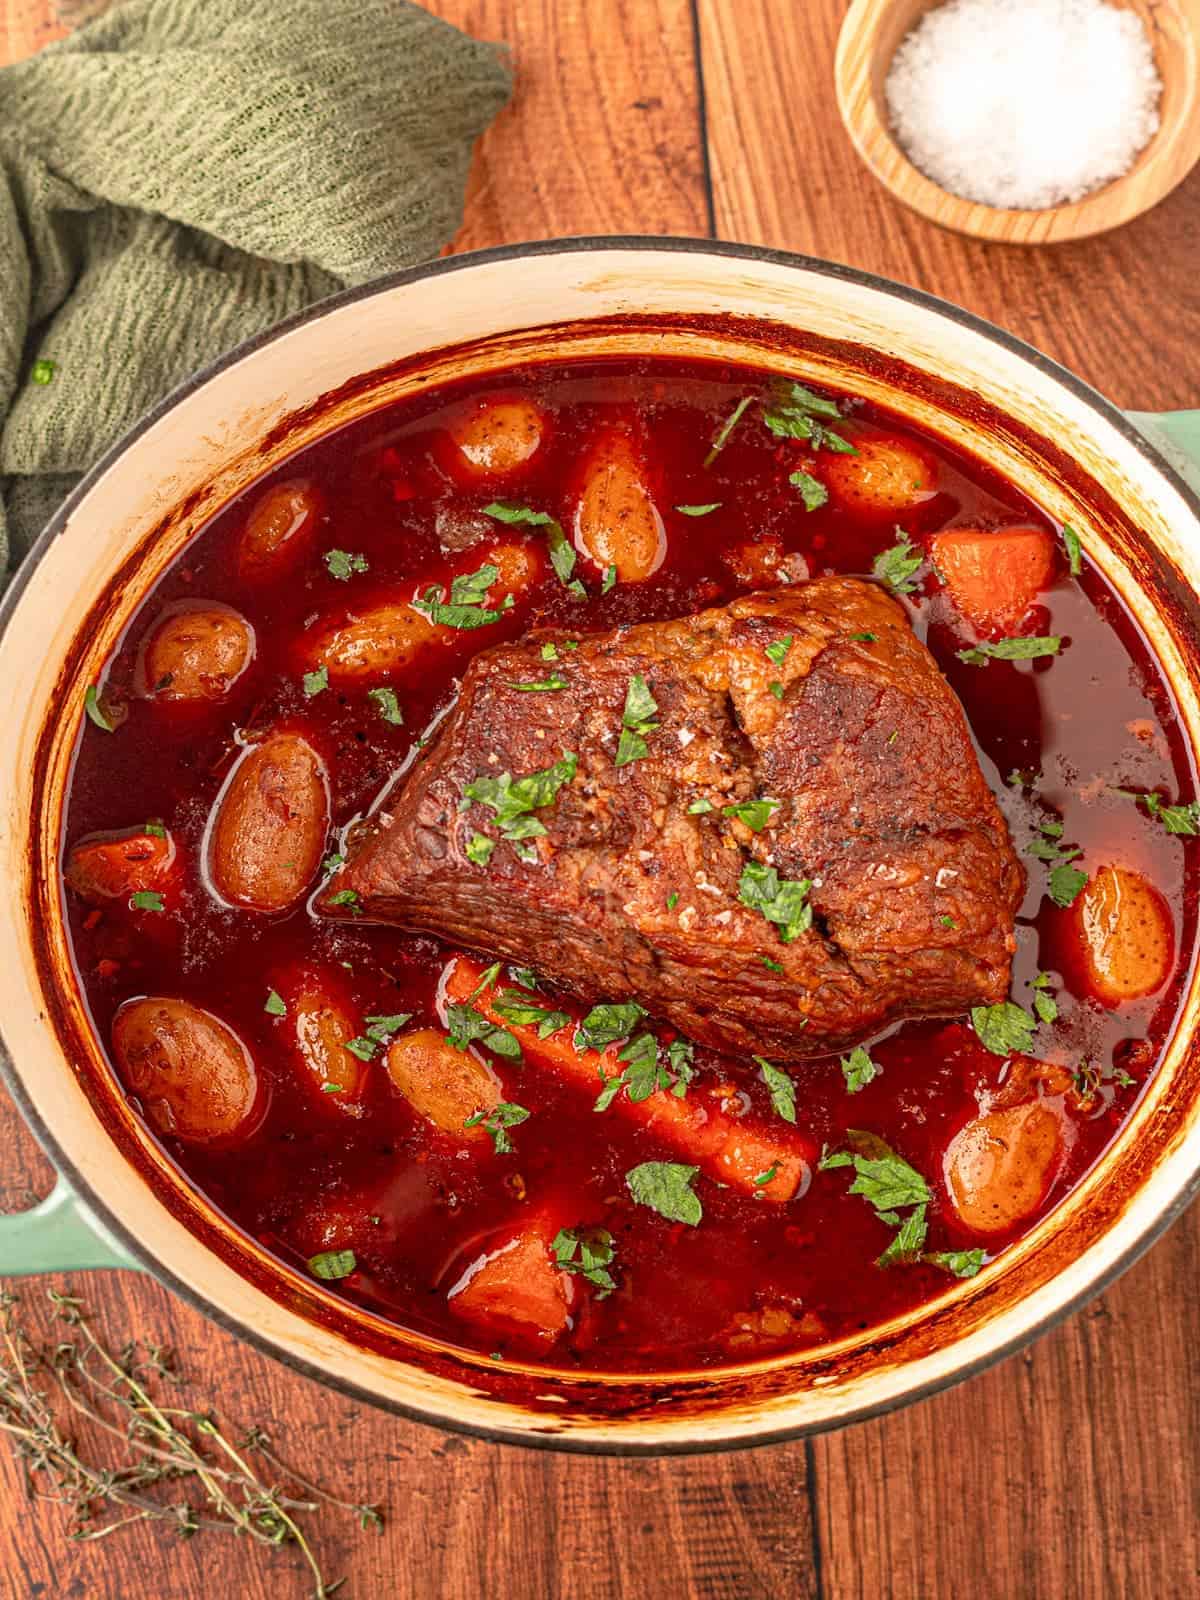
[144,820,167,839]
[324,549,368,580]
[493,988,571,1039]
[754,1056,796,1123]
[970,1000,1038,1057]
[129,890,164,912]
[308,1249,356,1281]
[789,469,828,511]
[753,1163,780,1188]
[841,1045,880,1094]
[723,797,779,832]
[326,888,362,914]
[601,564,617,595]
[368,686,404,725]
[464,1101,529,1154]
[626,1161,702,1226]
[507,673,568,692]
[614,674,659,767]
[703,396,752,469]
[264,989,286,1017]
[675,502,722,517]
[414,562,510,630]
[739,860,813,943]
[83,685,116,732]
[576,1001,647,1053]
[926,1248,986,1279]
[872,535,923,596]
[302,666,329,698]
[446,1003,522,1062]
[765,634,793,668]
[687,797,714,815]
[1048,862,1089,909]
[466,832,495,868]
[1062,524,1083,576]
[768,681,784,701]
[1031,972,1059,1025]
[957,635,1062,666]
[484,500,577,590]
[666,892,679,910]
[820,1130,932,1268]
[762,382,855,453]
[463,751,578,855]
[1118,788,1200,836]
[552,1226,618,1296]
[760,955,784,972]
[31,358,55,385]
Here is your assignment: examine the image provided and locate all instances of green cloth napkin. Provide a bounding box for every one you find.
[0,0,511,573]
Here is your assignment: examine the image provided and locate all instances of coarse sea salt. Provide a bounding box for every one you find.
[885,0,1162,210]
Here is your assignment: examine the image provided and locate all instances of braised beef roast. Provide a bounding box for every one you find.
[321,577,1024,1060]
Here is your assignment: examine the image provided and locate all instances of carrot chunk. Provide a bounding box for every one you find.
[1075,864,1173,1004]
[441,955,812,1200]
[446,1212,574,1343]
[930,525,1055,635]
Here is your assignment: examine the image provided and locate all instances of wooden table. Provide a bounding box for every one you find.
[3,2,1200,1596]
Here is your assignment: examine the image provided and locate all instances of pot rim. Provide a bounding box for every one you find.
[3,233,1199,1456]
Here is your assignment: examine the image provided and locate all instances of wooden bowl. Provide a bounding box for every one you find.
[835,0,1200,244]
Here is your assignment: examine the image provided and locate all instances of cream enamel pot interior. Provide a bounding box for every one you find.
[2,238,1200,1455]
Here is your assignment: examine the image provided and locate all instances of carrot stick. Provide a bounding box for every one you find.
[440,955,813,1202]
[445,1208,575,1343]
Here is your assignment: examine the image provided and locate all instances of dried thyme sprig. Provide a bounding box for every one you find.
[0,1288,382,1596]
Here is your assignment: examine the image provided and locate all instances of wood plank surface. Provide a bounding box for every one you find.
[2,0,1200,1597]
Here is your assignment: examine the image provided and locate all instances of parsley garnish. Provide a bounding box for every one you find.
[765,634,793,667]
[762,382,856,453]
[666,891,679,910]
[1025,815,1088,907]
[970,1000,1038,1057]
[754,1056,796,1123]
[144,820,167,839]
[872,535,923,595]
[753,1163,780,1187]
[760,955,784,972]
[724,798,779,832]
[576,1001,647,1053]
[83,685,116,732]
[703,396,752,468]
[688,797,714,814]
[1031,972,1058,1024]
[445,1002,522,1061]
[483,500,577,591]
[614,675,659,767]
[308,1249,356,1281]
[492,988,571,1039]
[789,469,828,510]
[365,1014,411,1041]
[464,1101,529,1154]
[957,635,1062,666]
[326,888,362,914]
[1117,788,1200,836]
[768,681,784,701]
[601,564,617,595]
[345,1037,378,1062]
[847,631,876,642]
[129,890,163,912]
[841,1045,880,1094]
[626,1161,702,1225]
[31,358,55,385]
[552,1227,618,1296]
[465,832,494,867]
[1062,524,1083,576]
[264,989,286,1017]
[463,751,578,860]
[368,686,403,725]
[540,642,559,661]
[507,673,568,692]
[739,861,813,942]
[820,1130,931,1267]
[675,502,722,517]
[302,666,329,698]
[414,562,511,629]
[324,549,368,581]
[321,852,344,876]
[926,1248,986,1279]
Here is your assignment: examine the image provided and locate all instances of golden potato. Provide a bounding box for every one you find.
[112,997,260,1144]
[573,427,665,582]
[820,433,937,518]
[237,480,322,581]
[207,732,329,912]
[1076,865,1173,1004]
[944,1099,1064,1235]
[139,604,254,701]
[386,1027,501,1140]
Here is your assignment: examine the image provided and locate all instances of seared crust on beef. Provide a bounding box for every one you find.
[320,577,1024,1061]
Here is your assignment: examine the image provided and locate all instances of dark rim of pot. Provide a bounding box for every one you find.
[3,235,1200,1457]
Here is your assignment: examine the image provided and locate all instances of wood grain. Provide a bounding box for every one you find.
[3,0,1200,1597]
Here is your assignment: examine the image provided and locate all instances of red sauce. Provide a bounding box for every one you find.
[61,358,1197,1371]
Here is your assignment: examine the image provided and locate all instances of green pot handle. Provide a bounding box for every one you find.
[0,1176,142,1275]
[1127,409,1200,493]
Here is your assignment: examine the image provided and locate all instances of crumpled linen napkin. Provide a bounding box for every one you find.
[0,0,511,572]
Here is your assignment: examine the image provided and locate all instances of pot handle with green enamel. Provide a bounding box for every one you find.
[0,1177,142,1275]
[1128,410,1200,492]
[2,411,1198,1283]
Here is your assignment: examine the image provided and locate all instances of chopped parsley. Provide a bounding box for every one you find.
[601,563,617,595]
[666,891,679,910]
[326,888,362,914]
[754,1056,796,1123]
[264,989,287,1017]
[575,1001,647,1053]
[365,1014,411,1041]
[739,860,813,942]
[762,381,856,453]
[414,562,512,629]
[626,1161,702,1225]
[970,1000,1038,1057]
[462,751,578,861]
[129,890,164,912]
[345,1036,378,1062]
[1031,971,1059,1025]
[687,797,714,814]
[552,1226,618,1296]
[765,634,793,667]
[83,684,116,731]
[703,395,752,468]
[675,502,722,517]
[847,631,876,642]
[541,642,559,661]
[753,1163,780,1188]
[507,672,568,692]
[464,1101,529,1154]
[957,635,1063,665]
[445,1002,522,1061]
[1117,788,1200,836]
[368,686,404,725]
[724,797,779,832]
[789,469,828,511]
[595,1033,674,1109]
[483,500,578,591]
[465,832,495,868]
[872,534,923,596]
[31,358,55,385]
[614,674,659,767]
[1026,815,1088,907]
[308,1249,356,1281]
[144,819,167,838]
[926,1248,986,1279]
[760,955,784,972]
[768,681,784,701]
[321,852,345,876]
[324,549,368,580]
[841,1045,880,1094]
[492,988,571,1039]
[302,666,329,698]
[820,1130,931,1267]
[1062,524,1083,576]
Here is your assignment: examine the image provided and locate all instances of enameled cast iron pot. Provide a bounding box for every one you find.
[2,239,1199,1454]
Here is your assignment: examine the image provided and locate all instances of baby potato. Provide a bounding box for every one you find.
[443,394,547,483]
[112,997,260,1144]
[944,1098,1064,1235]
[66,825,177,905]
[385,1027,501,1141]
[929,525,1055,635]
[207,732,328,913]
[139,603,254,702]
[820,433,938,518]
[237,480,322,581]
[1076,865,1173,1004]
[276,967,369,1112]
[486,538,543,596]
[303,601,440,682]
[573,426,666,582]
